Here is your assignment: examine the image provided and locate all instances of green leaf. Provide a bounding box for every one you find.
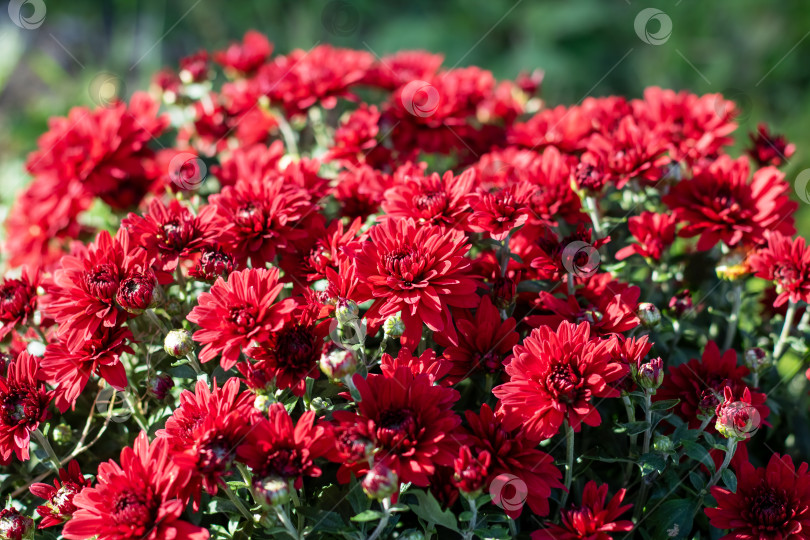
[648,498,698,539]
[651,399,680,411]
[681,440,715,472]
[689,470,705,491]
[351,510,384,522]
[408,490,459,532]
[721,469,737,492]
[638,452,667,476]
[618,421,651,435]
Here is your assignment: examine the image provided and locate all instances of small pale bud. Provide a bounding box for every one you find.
[383,314,405,339]
[52,424,73,445]
[653,434,674,453]
[320,348,357,380]
[164,329,194,358]
[744,347,770,374]
[634,358,664,391]
[335,299,360,324]
[637,302,661,327]
[253,476,290,507]
[362,464,398,500]
[147,373,175,400]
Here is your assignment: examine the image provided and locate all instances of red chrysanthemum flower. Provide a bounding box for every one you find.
[467,181,532,241]
[459,404,563,518]
[0,352,52,464]
[706,453,810,540]
[532,480,633,540]
[209,173,315,267]
[663,155,797,251]
[188,246,238,283]
[362,50,444,90]
[213,30,272,74]
[0,507,34,540]
[41,325,134,412]
[0,267,39,340]
[493,321,625,440]
[351,218,479,348]
[157,379,258,506]
[242,304,329,396]
[655,341,769,433]
[333,165,392,220]
[187,267,296,370]
[748,231,810,307]
[379,348,452,385]
[435,295,519,384]
[236,403,333,489]
[615,211,678,261]
[508,104,593,154]
[326,104,381,164]
[123,198,219,272]
[380,169,475,227]
[62,432,208,540]
[747,123,796,168]
[332,367,461,486]
[41,230,141,351]
[29,460,92,528]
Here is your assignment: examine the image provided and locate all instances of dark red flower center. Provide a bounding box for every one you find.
[774,264,800,288]
[546,363,581,404]
[84,263,119,300]
[263,447,308,479]
[0,387,42,427]
[746,487,790,529]
[377,407,418,448]
[413,190,447,215]
[0,279,31,320]
[111,489,153,527]
[229,304,257,330]
[198,434,235,474]
[159,219,193,251]
[383,246,426,287]
[235,203,263,229]
[275,326,318,370]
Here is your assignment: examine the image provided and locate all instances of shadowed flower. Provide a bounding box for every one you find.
[748,231,810,307]
[0,352,52,464]
[29,460,91,528]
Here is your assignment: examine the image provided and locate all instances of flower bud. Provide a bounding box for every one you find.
[653,434,674,453]
[452,446,491,498]
[253,393,274,413]
[190,247,236,282]
[116,271,162,314]
[52,423,73,446]
[319,348,357,380]
[491,276,517,311]
[634,358,664,391]
[164,329,194,358]
[0,507,35,540]
[715,387,760,441]
[309,396,332,413]
[716,252,749,281]
[383,314,405,339]
[637,302,661,328]
[362,463,398,500]
[668,290,693,318]
[335,299,360,324]
[744,347,770,375]
[253,476,290,507]
[147,373,175,400]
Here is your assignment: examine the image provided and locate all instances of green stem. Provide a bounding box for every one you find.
[773,300,798,360]
[274,504,300,540]
[584,195,604,238]
[32,428,61,472]
[622,395,638,480]
[560,421,575,508]
[223,481,253,522]
[462,496,478,540]
[367,498,391,540]
[708,438,737,489]
[144,308,169,335]
[124,389,149,432]
[499,232,512,277]
[275,111,299,158]
[723,282,743,351]
[633,390,654,521]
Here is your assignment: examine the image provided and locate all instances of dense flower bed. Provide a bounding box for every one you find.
[1,30,809,540]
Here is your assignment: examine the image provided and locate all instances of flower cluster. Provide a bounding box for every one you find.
[1,31,809,540]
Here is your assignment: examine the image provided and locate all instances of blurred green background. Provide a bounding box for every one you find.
[1,0,809,229]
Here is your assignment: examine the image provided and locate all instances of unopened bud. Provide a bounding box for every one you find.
[335,299,360,324]
[362,464,398,500]
[253,476,290,507]
[319,348,357,380]
[383,314,405,339]
[147,373,175,400]
[637,303,661,327]
[653,434,674,453]
[0,507,35,540]
[744,347,770,375]
[164,329,194,358]
[253,394,274,413]
[52,424,73,446]
[634,358,664,391]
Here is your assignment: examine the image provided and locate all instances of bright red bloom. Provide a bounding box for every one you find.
[452,446,491,495]
[62,432,208,540]
[243,304,329,396]
[187,267,296,370]
[362,50,444,90]
[0,267,39,340]
[41,230,140,351]
[334,165,392,220]
[493,321,625,440]
[332,367,461,486]
[381,169,474,227]
[459,404,563,518]
[435,295,519,384]
[210,173,315,267]
[747,123,795,167]
[615,211,677,261]
[663,156,797,251]
[351,218,479,348]
[706,453,810,539]
[157,379,257,506]
[748,232,810,307]
[188,246,237,282]
[0,352,52,464]
[532,480,633,540]
[236,403,333,489]
[326,104,381,164]
[254,45,373,116]
[210,141,284,189]
[29,460,91,528]
[508,104,593,154]
[467,181,532,240]
[41,325,134,412]
[655,341,769,433]
[213,30,272,74]
[379,348,452,385]
[122,198,219,272]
